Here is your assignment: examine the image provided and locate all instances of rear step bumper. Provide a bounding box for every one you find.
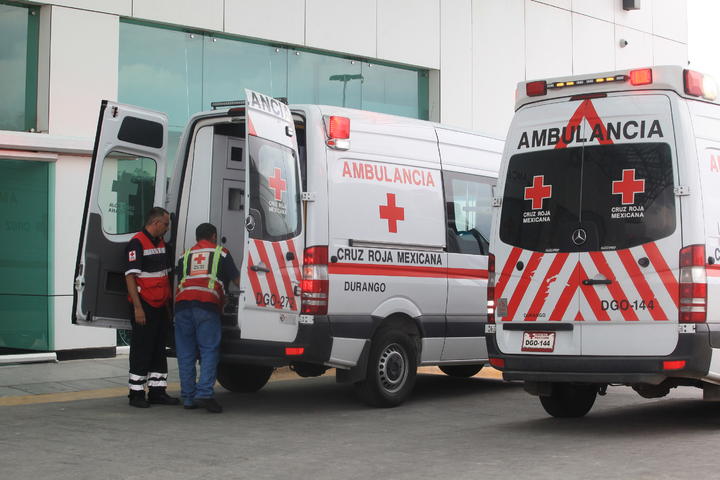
[219,315,332,367]
[487,324,720,385]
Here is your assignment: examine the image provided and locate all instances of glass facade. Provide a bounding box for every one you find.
[0,160,50,351]
[0,1,39,132]
[119,21,429,169]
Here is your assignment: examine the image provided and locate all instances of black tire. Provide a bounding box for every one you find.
[216,363,274,393]
[439,364,483,378]
[354,328,417,407]
[539,383,597,418]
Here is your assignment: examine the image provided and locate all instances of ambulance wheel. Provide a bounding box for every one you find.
[354,328,417,408]
[439,364,483,378]
[539,383,597,418]
[216,363,274,393]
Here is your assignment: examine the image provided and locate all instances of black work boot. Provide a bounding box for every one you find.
[148,387,180,405]
[195,397,223,413]
[128,391,150,408]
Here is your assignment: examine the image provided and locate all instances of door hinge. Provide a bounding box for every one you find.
[674,185,690,196]
[301,192,316,202]
[492,196,503,207]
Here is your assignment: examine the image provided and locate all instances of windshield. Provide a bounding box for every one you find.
[248,136,301,241]
[499,142,675,252]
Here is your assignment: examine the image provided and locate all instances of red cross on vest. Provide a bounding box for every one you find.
[612,169,645,205]
[194,253,207,264]
[379,193,404,233]
[268,168,287,201]
[524,175,552,210]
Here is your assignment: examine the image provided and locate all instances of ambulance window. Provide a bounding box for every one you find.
[247,136,301,241]
[444,172,494,255]
[97,152,157,235]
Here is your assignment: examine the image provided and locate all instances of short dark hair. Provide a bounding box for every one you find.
[195,223,217,241]
[145,207,169,226]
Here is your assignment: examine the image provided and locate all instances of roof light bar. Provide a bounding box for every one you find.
[547,75,627,91]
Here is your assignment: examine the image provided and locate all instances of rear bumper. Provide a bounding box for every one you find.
[486,324,718,385]
[219,315,333,367]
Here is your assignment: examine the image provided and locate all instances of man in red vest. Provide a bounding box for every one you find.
[125,207,179,408]
[175,223,239,413]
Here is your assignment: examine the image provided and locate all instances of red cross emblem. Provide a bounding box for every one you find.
[194,253,207,264]
[379,193,405,233]
[268,168,287,201]
[612,169,645,205]
[524,175,552,210]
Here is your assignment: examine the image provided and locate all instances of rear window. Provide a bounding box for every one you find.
[499,142,675,252]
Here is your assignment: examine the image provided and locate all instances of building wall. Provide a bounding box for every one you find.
[1,0,689,352]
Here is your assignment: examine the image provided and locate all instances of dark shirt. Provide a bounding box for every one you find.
[125,228,170,276]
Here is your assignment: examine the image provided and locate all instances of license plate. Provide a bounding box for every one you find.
[521,331,555,352]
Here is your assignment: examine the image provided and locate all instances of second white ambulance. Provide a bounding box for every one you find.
[487,66,720,417]
[73,90,502,407]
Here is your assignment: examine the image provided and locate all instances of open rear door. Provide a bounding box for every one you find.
[238,89,303,342]
[73,101,168,328]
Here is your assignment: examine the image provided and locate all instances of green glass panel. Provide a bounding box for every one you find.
[203,36,287,108]
[0,3,36,131]
[361,63,427,119]
[97,153,157,235]
[0,160,49,350]
[288,51,362,108]
[119,22,203,131]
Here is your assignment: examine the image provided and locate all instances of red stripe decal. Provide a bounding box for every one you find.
[550,262,580,321]
[578,262,611,321]
[246,253,263,307]
[328,263,485,279]
[272,242,296,310]
[505,252,544,321]
[287,238,302,282]
[588,252,638,321]
[574,311,584,321]
[496,247,523,299]
[643,242,679,308]
[255,240,283,309]
[555,99,614,150]
[525,253,570,321]
[616,249,668,321]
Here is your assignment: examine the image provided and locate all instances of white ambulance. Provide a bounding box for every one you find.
[487,65,720,417]
[73,89,502,407]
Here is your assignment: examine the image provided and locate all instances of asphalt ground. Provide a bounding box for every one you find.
[1,356,718,480]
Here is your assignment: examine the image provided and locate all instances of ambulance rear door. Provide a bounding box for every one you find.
[73,101,168,328]
[238,89,304,342]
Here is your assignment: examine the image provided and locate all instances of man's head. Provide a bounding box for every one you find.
[195,222,218,244]
[145,207,170,237]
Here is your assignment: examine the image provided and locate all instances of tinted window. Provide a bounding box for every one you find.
[500,143,675,252]
[444,172,494,255]
[117,116,164,148]
[248,136,300,241]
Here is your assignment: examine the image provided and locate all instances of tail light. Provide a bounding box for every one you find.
[684,69,718,101]
[679,244,707,323]
[487,253,496,324]
[301,246,329,315]
[526,81,547,97]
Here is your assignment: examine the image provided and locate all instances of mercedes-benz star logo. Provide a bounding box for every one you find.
[572,228,587,246]
[245,215,256,232]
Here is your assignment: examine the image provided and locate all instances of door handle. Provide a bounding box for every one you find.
[582,278,612,286]
[250,263,270,273]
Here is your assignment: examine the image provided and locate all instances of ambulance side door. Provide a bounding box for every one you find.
[73,101,168,328]
[238,90,303,342]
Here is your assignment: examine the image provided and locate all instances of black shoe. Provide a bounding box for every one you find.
[183,402,199,410]
[128,395,150,408]
[148,391,180,405]
[195,397,223,413]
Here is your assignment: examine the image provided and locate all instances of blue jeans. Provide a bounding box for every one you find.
[174,306,221,405]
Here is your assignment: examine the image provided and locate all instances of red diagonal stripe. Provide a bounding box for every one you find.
[287,238,302,283]
[496,247,522,299]
[255,239,283,309]
[616,249,668,321]
[505,252,544,321]
[525,253,570,321]
[643,242,679,308]
[574,311,584,321]
[578,262,611,321]
[588,251,638,321]
[550,262,581,321]
[246,252,263,307]
[555,99,614,150]
[273,242,297,311]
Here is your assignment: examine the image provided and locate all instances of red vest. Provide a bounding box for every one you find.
[130,231,171,307]
[175,241,227,306]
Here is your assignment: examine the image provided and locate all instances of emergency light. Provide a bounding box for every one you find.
[325,116,351,150]
[684,69,718,101]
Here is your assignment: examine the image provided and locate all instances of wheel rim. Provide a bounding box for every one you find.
[377,343,408,393]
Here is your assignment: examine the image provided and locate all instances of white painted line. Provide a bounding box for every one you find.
[0,352,58,365]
